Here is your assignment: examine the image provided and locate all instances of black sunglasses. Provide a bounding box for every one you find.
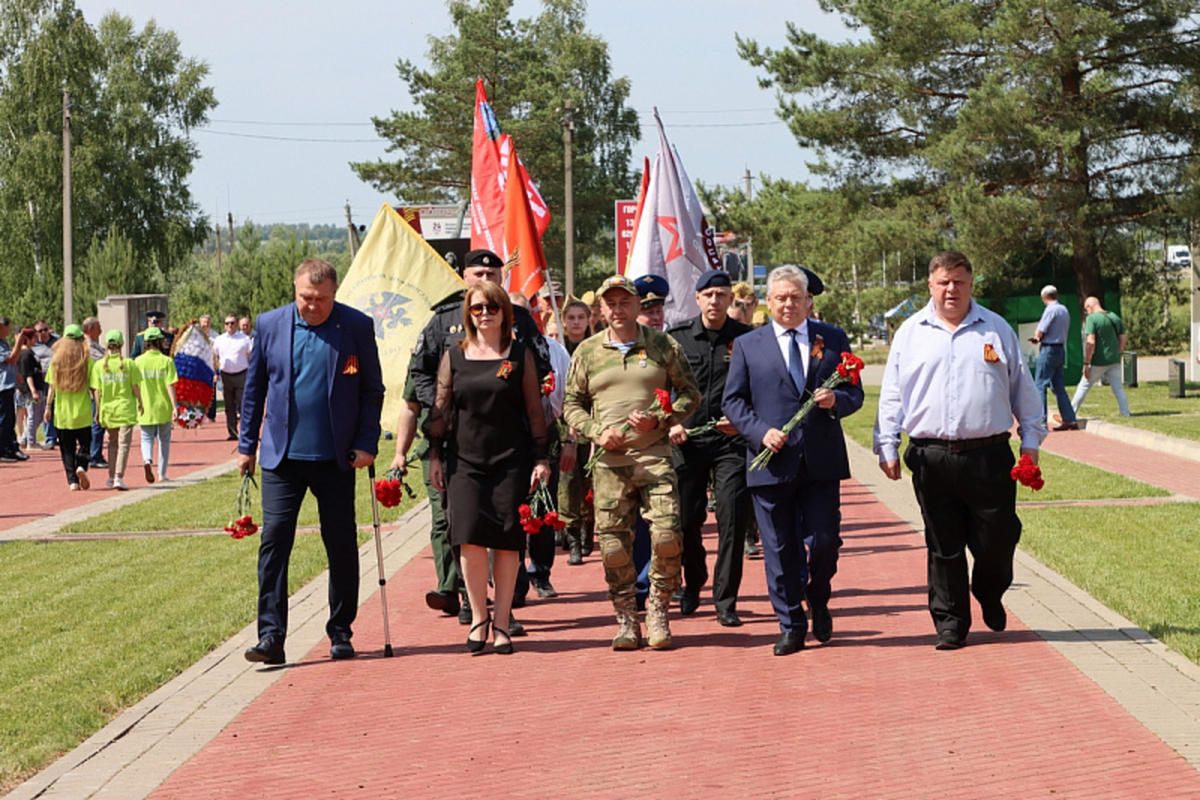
[468,302,501,316]
[35,328,49,333]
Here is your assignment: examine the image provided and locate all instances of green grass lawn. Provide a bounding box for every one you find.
[1019,504,1200,663]
[0,436,424,792]
[1075,379,1200,442]
[842,387,1169,501]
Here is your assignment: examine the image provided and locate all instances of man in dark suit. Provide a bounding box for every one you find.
[238,258,385,665]
[723,265,863,655]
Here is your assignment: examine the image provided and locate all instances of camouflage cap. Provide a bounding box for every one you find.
[597,274,639,298]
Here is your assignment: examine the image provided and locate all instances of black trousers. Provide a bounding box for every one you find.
[677,433,750,613]
[220,370,247,439]
[905,440,1020,638]
[58,426,92,483]
[0,388,17,456]
[257,459,359,642]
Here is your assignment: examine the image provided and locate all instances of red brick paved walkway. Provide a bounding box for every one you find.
[1039,427,1200,498]
[148,478,1199,798]
[0,425,238,533]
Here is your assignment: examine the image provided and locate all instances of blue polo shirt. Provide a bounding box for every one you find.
[1035,300,1070,345]
[287,307,336,461]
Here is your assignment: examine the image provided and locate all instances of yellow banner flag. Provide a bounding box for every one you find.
[337,204,464,430]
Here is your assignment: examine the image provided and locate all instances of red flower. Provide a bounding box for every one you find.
[541,372,555,396]
[836,352,865,386]
[518,503,533,520]
[654,388,673,416]
[584,489,594,504]
[1010,454,1044,491]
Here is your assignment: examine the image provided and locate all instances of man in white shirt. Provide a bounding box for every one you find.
[212,315,253,441]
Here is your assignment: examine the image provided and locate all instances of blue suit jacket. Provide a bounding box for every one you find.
[722,320,863,488]
[239,302,385,471]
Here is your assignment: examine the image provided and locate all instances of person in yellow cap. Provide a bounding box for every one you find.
[91,330,143,490]
[44,324,96,490]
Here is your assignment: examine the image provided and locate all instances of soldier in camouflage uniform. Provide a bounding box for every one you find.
[407,249,551,629]
[562,275,700,650]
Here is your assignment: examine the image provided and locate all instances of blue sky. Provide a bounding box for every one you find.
[74,0,852,228]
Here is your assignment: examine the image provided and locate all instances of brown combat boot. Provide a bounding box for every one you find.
[645,591,672,650]
[611,606,642,650]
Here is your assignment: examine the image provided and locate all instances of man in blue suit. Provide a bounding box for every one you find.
[723,265,863,655]
[238,259,385,665]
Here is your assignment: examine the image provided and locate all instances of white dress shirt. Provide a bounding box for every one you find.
[770,318,809,378]
[873,299,1047,463]
[212,331,252,374]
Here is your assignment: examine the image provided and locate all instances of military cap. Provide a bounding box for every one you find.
[633,274,670,307]
[463,249,502,269]
[695,269,732,292]
[146,309,166,321]
[597,274,639,298]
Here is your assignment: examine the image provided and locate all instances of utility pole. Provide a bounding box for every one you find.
[345,202,360,258]
[745,168,752,200]
[214,225,223,272]
[62,90,73,325]
[227,211,235,254]
[562,100,575,298]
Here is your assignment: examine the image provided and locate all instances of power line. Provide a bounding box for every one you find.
[209,118,373,127]
[195,128,384,143]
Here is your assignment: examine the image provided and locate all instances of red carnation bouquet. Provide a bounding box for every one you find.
[541,371,555,397]
[374,467,416,508]
[584,388,673,474]
[519,478,566,535]
[749,352,865,471]
[225,473,259,539]
[1011,453,1044,491]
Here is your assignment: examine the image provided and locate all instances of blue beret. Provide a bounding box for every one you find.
[633,274,670,302]
[695,269,731,292]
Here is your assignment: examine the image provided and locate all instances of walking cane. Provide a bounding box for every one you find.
[367,463,395,657]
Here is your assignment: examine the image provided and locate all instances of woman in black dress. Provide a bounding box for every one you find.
[429,281,549,654]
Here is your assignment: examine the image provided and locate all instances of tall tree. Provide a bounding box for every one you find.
[352,0,640,270]
[0,0,215,325]
[738,0,1200,298]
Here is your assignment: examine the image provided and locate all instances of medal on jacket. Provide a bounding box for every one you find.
[637,347,647,368]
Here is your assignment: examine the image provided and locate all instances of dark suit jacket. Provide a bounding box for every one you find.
[239,301,385,471]
[722,320,863,488]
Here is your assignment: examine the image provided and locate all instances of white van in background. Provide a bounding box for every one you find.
[1167,245,1191,267]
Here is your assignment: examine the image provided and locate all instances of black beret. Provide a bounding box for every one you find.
[464,249,502,269]
[695,269,731,292]
[800,267,824,296]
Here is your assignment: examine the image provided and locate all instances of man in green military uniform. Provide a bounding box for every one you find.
[406,249,551,630]
[563,274,700,650]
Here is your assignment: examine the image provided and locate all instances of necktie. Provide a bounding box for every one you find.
[786,329,806,393]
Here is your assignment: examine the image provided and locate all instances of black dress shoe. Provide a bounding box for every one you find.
[245,638,285,665]
[425,590,461,616]
[330,632,355,660]
[811,604,833,643]
[773,631,805,656]
[982,602,1007,631]
[935,630,966,650]
[679,588,700,615]
[12,450,29,461]
[717,609,742,627]
[458,600,472,625]
[533,578,558,598]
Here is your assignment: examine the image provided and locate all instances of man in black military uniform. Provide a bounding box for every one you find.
[407,248,551,631]
[667,269,753,626]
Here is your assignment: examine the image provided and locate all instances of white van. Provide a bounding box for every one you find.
[1167,245,1191,267]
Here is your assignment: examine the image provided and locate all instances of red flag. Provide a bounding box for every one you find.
[498,135,550,239]
[469,80,505,252]
[621,156,651,275]
[504,144,547,299]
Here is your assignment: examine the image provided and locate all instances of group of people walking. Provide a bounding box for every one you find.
[0,316,180,490]
[237,247,1055,667]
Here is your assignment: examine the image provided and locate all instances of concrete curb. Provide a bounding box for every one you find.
[1082,418,1200,464]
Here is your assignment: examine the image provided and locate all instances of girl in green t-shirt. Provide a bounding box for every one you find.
[44,324,96,490]
[91,330,143,490]
[133,328,178,483]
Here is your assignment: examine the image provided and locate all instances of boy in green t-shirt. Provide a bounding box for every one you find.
[91,330,143,490]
